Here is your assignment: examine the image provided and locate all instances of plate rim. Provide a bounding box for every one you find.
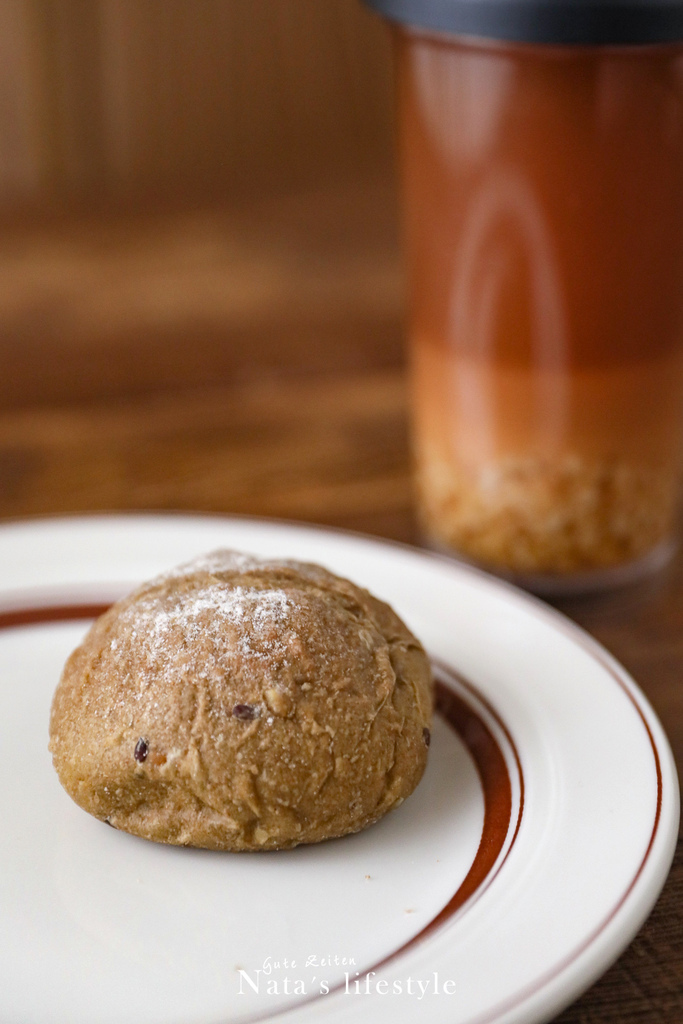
[0,511,679,1024]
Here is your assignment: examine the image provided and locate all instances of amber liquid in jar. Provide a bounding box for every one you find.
[396,31,683,586]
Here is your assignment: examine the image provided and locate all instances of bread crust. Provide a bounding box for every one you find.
[49,551,433,850]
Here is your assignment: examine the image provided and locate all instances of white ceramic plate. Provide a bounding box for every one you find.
[0,514,678,1024]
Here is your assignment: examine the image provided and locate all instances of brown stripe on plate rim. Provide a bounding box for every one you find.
[0,603,112,629]
[453,622,665,1024]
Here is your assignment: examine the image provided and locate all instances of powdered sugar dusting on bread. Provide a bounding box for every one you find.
[94,550,399,742]
[152,549,285,585]
[119,582,295,665]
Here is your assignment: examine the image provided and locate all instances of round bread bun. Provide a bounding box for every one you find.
[49,551,433,851]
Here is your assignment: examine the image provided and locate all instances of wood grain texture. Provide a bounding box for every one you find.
[0,0,394,203]
[0,176,402,407]
[0,371,413,539]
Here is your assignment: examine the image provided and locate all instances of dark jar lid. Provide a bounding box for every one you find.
[363,0,683,45]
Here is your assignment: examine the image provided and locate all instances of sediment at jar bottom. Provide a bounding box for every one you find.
[418,452,681,576]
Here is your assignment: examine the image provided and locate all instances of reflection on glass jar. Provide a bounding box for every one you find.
[395,32,683,589]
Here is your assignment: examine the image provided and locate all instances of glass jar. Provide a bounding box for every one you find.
[367,0,683,592]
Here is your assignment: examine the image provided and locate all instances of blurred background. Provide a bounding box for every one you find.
[0,0,411,539]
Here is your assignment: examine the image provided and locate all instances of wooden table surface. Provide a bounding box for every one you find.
[1,183,681,1021]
